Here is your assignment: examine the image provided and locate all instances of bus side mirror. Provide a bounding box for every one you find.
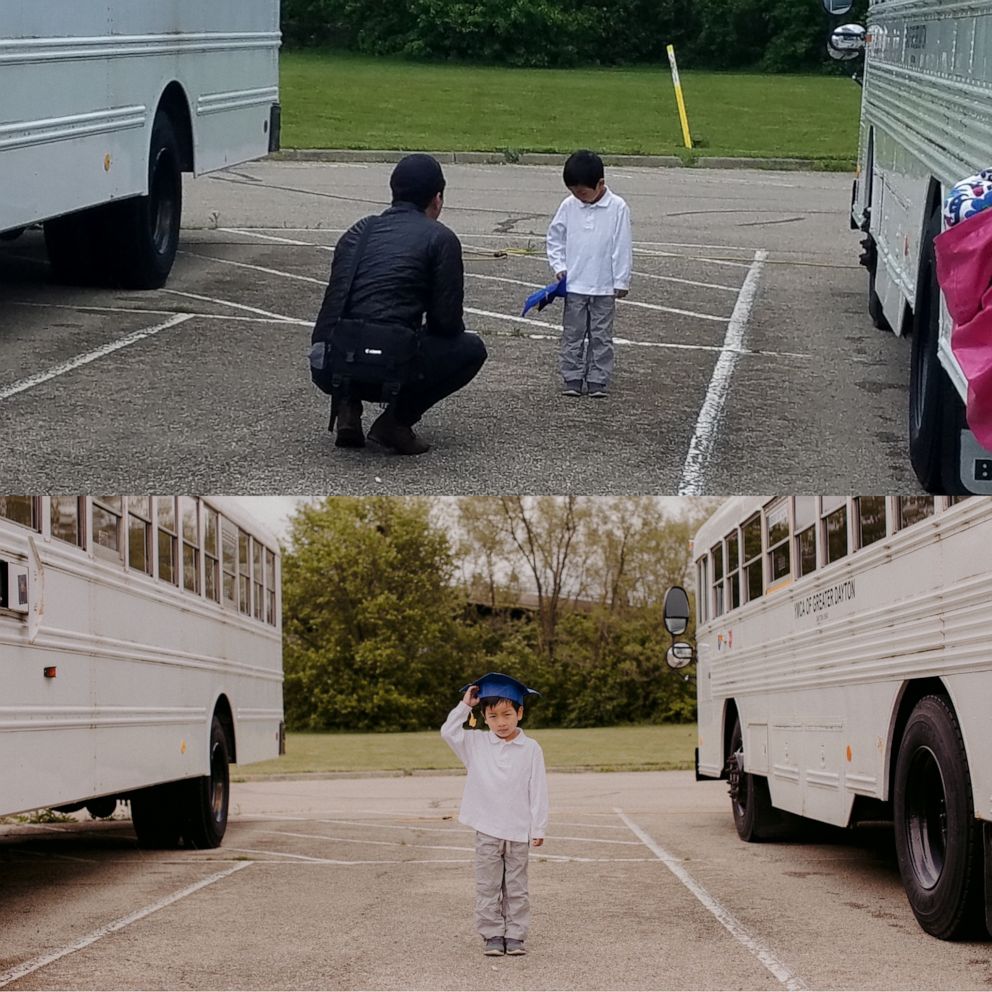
[663,586,690,636]
[829,23,866,55]
[667,643,693,670]
[821,0,853,14]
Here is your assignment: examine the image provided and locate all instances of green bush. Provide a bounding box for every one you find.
[281,0,863,71]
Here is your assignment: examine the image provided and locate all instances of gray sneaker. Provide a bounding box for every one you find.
[504,938,526,955]
[562,383,583,397]
[483,937,505,956]
[587,386,608,399]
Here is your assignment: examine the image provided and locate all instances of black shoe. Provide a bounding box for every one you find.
[483,937,505,956]
[367,409,430,455]
[329,396,365,448]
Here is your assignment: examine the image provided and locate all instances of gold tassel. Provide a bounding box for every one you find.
[468,710,477,728]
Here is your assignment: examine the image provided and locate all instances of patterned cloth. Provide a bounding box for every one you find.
[943,170,992,227]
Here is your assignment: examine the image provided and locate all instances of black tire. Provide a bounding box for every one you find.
[893,696,984,939]
[130,781,185,849]
[85,797,118,819]
[909,206,962,493]
[111,111,183,289]
[728,717,783,842]
[181,715,231,850]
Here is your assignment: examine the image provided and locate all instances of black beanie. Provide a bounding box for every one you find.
[389,154,446,210]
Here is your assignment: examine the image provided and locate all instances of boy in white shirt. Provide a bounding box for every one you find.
[440,672,549,957]
[547,149,633,398]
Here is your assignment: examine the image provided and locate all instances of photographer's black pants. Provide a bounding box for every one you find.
[391,331,487,426]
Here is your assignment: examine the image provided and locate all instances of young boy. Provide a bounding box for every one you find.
[440,672,549,957]
[547,149,633,398]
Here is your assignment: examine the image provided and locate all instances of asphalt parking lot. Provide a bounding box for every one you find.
[2,771,989,991]
[0,162,920,493]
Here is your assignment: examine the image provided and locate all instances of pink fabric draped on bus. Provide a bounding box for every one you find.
[934,204,992,450]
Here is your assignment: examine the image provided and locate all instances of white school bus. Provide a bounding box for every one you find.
[0,2,280,289]
[0,496,284,848]
[833,0,992,493]
[666,496,991,939]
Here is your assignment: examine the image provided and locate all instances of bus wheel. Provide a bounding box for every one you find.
[727,717,780,842]
[894,695,983,939]
[908,207,959,493]
[130,782,184,849]
[181,715,231,850]
[111,111,183,289]
[85,797,117,819]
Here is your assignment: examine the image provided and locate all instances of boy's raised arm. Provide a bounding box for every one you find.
[440,686,478,766]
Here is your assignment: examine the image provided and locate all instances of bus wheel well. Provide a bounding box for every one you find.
[158,82,194,172]
[721,700,740,780]
[213,695,236,764]
[888,677,948,798]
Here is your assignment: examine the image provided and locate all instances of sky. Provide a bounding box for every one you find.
[227,496,702,544]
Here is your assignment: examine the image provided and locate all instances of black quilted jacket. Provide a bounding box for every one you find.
[312,202,466,342]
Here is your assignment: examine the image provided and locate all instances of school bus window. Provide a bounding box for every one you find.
[252,540,264,620]
[128,497,152,575]
[92,497,123,558]
[710,543,724,617]
[0,497,38,530]
[239,531,251,614]
[743,515,762,602]
[726,532,741,609]
[794,495,816,577]
[204,508,221,604]
[156,497,178,585]
[51,496,84,547]
[857,496,887,548]
[222,518,238,607]
[265,548,277,625]
[898,496,934,529]
[766,500,790,582]
[697,558,708,623]
[821,497,848,564]
[181,496,200,595]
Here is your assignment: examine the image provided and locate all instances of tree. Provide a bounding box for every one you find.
[281,497,475,731]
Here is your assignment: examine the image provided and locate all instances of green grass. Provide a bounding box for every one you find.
[280,51,860,162]
[238,724,697,777]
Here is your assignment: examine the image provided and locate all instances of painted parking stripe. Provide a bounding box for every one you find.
[8,301,303,326]
[163,288,306,324]
[615,809,806,992]
[0,314,193,402]
[0,862,250,989]
[678,249,768,495]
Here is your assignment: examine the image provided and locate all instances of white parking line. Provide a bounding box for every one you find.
[181,250,327,286]
[163,288,306,324]
[0,314,193,401]
[615,809,806,992]
[678,249,768,495]
[8,300,305,326]
[634,271,739,293]
[0,862,251,989]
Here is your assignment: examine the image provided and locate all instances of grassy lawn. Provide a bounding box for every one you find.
[281,51,860,162]
[239,724,697,777]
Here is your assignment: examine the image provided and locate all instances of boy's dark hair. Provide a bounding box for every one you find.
[563,150,604,190]
[480,695,523,715]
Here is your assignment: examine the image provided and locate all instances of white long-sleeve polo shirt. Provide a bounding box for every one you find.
[546,187,633,296]
[440,700,549,843]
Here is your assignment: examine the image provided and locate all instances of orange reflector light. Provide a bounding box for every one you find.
[44,667,57,678]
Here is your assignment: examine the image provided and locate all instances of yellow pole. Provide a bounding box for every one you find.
[666,44,693,150]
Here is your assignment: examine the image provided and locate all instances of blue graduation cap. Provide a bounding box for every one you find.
[521,277,567,317]
[460,672,541,707]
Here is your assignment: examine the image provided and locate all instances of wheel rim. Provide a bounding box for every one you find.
[905,745,947,890]
[150,149,178,256]
[209,739,227,825]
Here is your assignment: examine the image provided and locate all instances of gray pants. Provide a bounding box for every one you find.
[474,831,530,940]
[560,293,616,389]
